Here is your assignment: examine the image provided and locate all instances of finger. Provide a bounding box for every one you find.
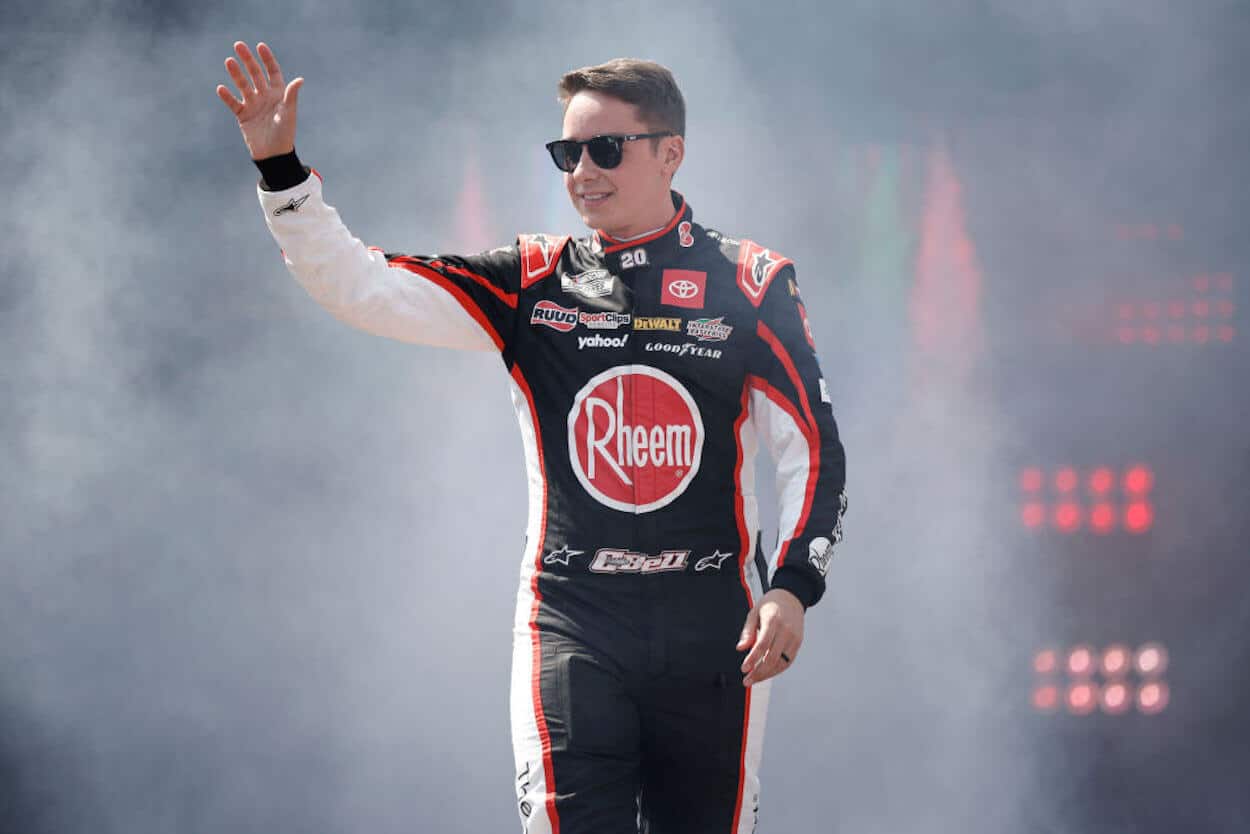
[283,77,303,109]
[736,608,760,651]
[225,57,253,101]
[257,42,285,88]
[215,84,243,115]
[740,627,775,675]
[235,41,268,92]
[746,642,794,685]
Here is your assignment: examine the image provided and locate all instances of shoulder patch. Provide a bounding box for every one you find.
[518,233,571,289]
[735,240,793,307]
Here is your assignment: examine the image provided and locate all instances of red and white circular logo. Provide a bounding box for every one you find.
[669,280,699,299]
[567,366,705,513]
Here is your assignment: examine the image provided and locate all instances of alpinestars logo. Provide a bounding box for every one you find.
[750,248,783,289]
[272,194,309,216]
[561,268,615,299]
[695,550,734,572]
[544,545,585,566]
[530,300,579,332]
[567,366,705,513]
[808,537,833,577]
[686,317,733,342]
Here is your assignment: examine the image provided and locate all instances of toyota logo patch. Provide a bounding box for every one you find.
[660,269,707,309]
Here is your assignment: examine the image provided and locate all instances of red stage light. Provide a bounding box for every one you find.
[1088,468,1115,495]
[1216,300,1235,318]
[1137,681,1170,714]
[1193,300,1210,317]
[1033,649,1058,675]
[1101,644,1131,678]
[1054,468,1079,493]
[1122,465,1154,495]
[1019,468,1044,492]
[1124,502,1154,533]
[1032,684,1059,712]
[1067,645,1095,677]
[1089,503,1117,534]
[1053,503,1083,532]
[1067,683,1099,715]
[1021,503,1046,529]
[1135,643,1169,677]
[1101,682,1132,715]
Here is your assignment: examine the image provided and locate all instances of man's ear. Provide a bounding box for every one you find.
[663,135,685,176]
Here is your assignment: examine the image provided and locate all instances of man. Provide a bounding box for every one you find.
[217,41,847,833]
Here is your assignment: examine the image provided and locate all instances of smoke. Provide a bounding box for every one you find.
[2,1,1247,832]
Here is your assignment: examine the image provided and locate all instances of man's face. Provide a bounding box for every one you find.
[560,90,682,238]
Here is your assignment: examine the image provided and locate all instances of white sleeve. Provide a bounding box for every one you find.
[257,172,498,352]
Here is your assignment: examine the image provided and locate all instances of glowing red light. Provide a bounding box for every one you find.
[1218,325,1235,343]
[1089,503,1117,534]
[1193,300,1210,317]
[1101,683,1132,715]
[1117,327,1136,344]
[1033,649,1058,675]
[1019,468,1044,492]
[1143,302,1161,320]
[1216,300,1235,318]
[1067,646,1094,677]
[1101,644,1131,678]
[1193,274,1210,293]
[1054,468,1078,493]
[1124,502,1154,533]
[1067,683,1099,715]
[1123,466,1154,495]
[1141,327,1160,344]
[1137,681,1170,714]
[1135,643,1169,677]
[1021,503,1046,529]
[1088,468,1115,495]
[1167,301,1186,319]
[1193,325,1211,343]
[1032,684,1059,712]
[1216,273,1233,292]
[1053,503,1083,532]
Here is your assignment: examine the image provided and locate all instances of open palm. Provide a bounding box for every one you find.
[215,41,304,161]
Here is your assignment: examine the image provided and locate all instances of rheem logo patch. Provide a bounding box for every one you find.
[567,366,705,513]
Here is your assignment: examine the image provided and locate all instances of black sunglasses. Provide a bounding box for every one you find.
[545,132,675,173]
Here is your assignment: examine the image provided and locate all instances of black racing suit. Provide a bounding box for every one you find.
[254,151,847,834]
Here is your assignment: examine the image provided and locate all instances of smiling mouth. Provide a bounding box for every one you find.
[580,192,612,205]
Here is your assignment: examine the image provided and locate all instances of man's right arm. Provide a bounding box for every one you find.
[254,150,519,353]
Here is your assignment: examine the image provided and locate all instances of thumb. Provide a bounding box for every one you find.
[283,77,304,108]
[736,607,760,650]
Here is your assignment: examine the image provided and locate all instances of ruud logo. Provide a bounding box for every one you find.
[530,300,579,332]
[661,269,707,309]
[567,366,705,513]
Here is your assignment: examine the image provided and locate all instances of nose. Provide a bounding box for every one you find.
[570,145,601,180]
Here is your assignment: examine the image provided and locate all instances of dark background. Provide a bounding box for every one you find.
[2,0,1247,831]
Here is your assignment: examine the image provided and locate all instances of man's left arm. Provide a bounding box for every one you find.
[738,262,847,685]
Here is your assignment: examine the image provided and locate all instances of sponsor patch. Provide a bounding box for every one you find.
[819,377,832,404]
[561,268,615,299]
[577,333,630,350]
[634,316,683,332]
[644,342,723,360]
[567,366,705,513]
[686,316,733,342]
[579,310,631,330]
[530,300,579,332]
[543,544,585,566]
[678,221,695,248]
[272,194,309,216]
[661,269,707,309]
[590,548,690,575]
[808,536,833,577]
[694,549,734,572]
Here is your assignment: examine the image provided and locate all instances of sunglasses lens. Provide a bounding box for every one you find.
[547,141,580,172]
[587,136,623,169]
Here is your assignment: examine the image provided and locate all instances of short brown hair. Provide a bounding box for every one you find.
[557,58,686,138]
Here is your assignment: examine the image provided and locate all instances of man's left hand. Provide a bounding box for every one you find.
[736,588,805,687]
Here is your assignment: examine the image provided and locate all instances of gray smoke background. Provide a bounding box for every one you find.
[2,1,1248,832]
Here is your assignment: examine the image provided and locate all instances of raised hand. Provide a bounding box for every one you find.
[216,41,304,161]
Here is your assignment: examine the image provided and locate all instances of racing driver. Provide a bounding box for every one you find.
[217,41,847,834]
